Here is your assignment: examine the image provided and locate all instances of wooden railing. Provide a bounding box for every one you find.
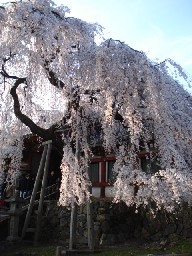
[21,181,60,211]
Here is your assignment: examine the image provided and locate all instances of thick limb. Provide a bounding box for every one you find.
[10,78,58,141]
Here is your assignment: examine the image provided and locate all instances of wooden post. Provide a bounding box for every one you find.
[87,198,94,250]
[34,141,52,245]
[56,246,62,256]
[69,201,77,250]
[86,154,95,250]
[21,143,48,239]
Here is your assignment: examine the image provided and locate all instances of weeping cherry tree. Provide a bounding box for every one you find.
[0,0,192,212]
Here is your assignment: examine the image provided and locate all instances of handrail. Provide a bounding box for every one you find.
[21,181,60,211]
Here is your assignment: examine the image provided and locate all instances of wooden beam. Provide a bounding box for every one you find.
[69,202,77,250]
[87,198,94,250]
[21,144,48,239]
[34,142,52,245]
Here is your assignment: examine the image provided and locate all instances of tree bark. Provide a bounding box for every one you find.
[10,78,58,141]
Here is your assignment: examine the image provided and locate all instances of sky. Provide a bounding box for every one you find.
[55,0,192,80]
[0,0,191,79]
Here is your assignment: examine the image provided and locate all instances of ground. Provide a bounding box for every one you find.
[1,239,192,256]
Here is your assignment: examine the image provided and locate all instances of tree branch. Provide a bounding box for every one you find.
[0,57,69,148]
[44,58,65,89]
[10,78,58,141]
[46,68,65,89]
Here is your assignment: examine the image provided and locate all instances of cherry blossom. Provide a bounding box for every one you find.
[0,0,191,211]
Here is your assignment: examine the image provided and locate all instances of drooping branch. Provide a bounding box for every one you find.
[44,60,101,106]
[0,56,64,141]
[1,54,19,80]
[10,78,58,141]
[44,60,65,89]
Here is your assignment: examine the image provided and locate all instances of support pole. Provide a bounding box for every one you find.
[21,143,48,239]
[69,202,77,250]
[87,198,94,250]
[34,141,52,245]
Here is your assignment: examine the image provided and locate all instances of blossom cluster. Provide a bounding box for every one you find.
[0,0,192,211]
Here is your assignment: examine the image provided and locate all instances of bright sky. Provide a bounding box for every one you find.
[0,0,191,78]
[56,0,192,79]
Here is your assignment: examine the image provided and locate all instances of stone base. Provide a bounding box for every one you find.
[56,246,96,256]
